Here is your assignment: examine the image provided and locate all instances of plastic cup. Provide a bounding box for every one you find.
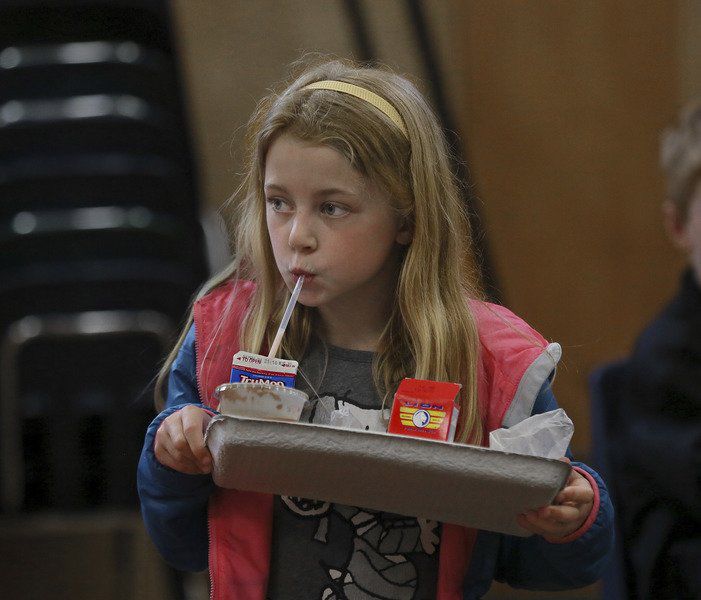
[214,382,308,422]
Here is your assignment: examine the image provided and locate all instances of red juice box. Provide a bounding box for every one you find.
[387,378,462,442]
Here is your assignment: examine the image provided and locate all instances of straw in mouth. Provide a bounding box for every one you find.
[267,275,305,358]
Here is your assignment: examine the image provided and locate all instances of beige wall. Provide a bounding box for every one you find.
[171,1,689,457]
[453,2,684,453]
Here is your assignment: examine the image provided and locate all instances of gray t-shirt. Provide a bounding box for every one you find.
[266,341,440,600]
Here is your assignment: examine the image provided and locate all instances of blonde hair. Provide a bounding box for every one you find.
[661,99,701,221]
[155,58,485,444]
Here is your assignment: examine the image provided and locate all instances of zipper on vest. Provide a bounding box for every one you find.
[195,309,216,599]
[208,510,215,600]
[194,321,206,407]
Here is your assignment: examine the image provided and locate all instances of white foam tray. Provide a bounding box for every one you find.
[206,415,570,537]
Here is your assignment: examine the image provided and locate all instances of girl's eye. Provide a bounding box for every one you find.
[321,203,349,217]
[266,197,291,212]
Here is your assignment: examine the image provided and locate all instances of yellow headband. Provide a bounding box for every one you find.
[303,80,408,138]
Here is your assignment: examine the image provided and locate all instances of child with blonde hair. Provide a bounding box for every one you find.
[138,58,613,599]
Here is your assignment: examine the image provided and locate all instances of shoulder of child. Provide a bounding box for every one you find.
[468,298,549,349]
[195,279,256,312]
[469,299,562,432]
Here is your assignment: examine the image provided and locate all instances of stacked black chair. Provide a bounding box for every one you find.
[0,0,209,516]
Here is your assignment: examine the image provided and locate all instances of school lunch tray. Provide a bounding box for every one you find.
[205,415,571,537]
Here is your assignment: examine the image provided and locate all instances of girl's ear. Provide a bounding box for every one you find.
[395,218,413,246]
[663,200,690,251]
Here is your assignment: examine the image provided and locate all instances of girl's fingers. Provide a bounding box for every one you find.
[157,445,204,475]
[155,422,199,470]
[154,435,203,474]
[555,486,594,505]
[518,460,596,540]
[518,500,590,539]
[555,483,594,505]
[518,511,575,538]
[538,504,582,523]
[180,408,213,470]
[155,412,211,474]
[516,513,567,538]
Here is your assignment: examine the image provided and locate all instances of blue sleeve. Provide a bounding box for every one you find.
[494,381,615,589]
[166,324,198,409]
[136,324,215,572]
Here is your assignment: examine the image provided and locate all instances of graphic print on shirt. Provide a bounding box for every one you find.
[281,496,439,600]
[280,393,439,600]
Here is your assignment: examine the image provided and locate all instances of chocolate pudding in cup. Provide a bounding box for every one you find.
[214,382,308,422]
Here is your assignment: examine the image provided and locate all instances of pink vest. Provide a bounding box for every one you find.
[194,281,556,600]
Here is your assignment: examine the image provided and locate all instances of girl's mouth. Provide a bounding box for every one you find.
[290,269,315,281]
[289,272,315,287]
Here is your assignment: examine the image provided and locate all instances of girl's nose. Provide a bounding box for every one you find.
[287,214,317,252]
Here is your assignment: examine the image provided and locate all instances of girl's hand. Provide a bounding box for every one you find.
[154,405,214,475]
[516,458,594,542]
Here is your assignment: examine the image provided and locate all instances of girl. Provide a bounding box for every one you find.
[138,59,614,599]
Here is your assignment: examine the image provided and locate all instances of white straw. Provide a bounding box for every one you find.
[268,275,305,358]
